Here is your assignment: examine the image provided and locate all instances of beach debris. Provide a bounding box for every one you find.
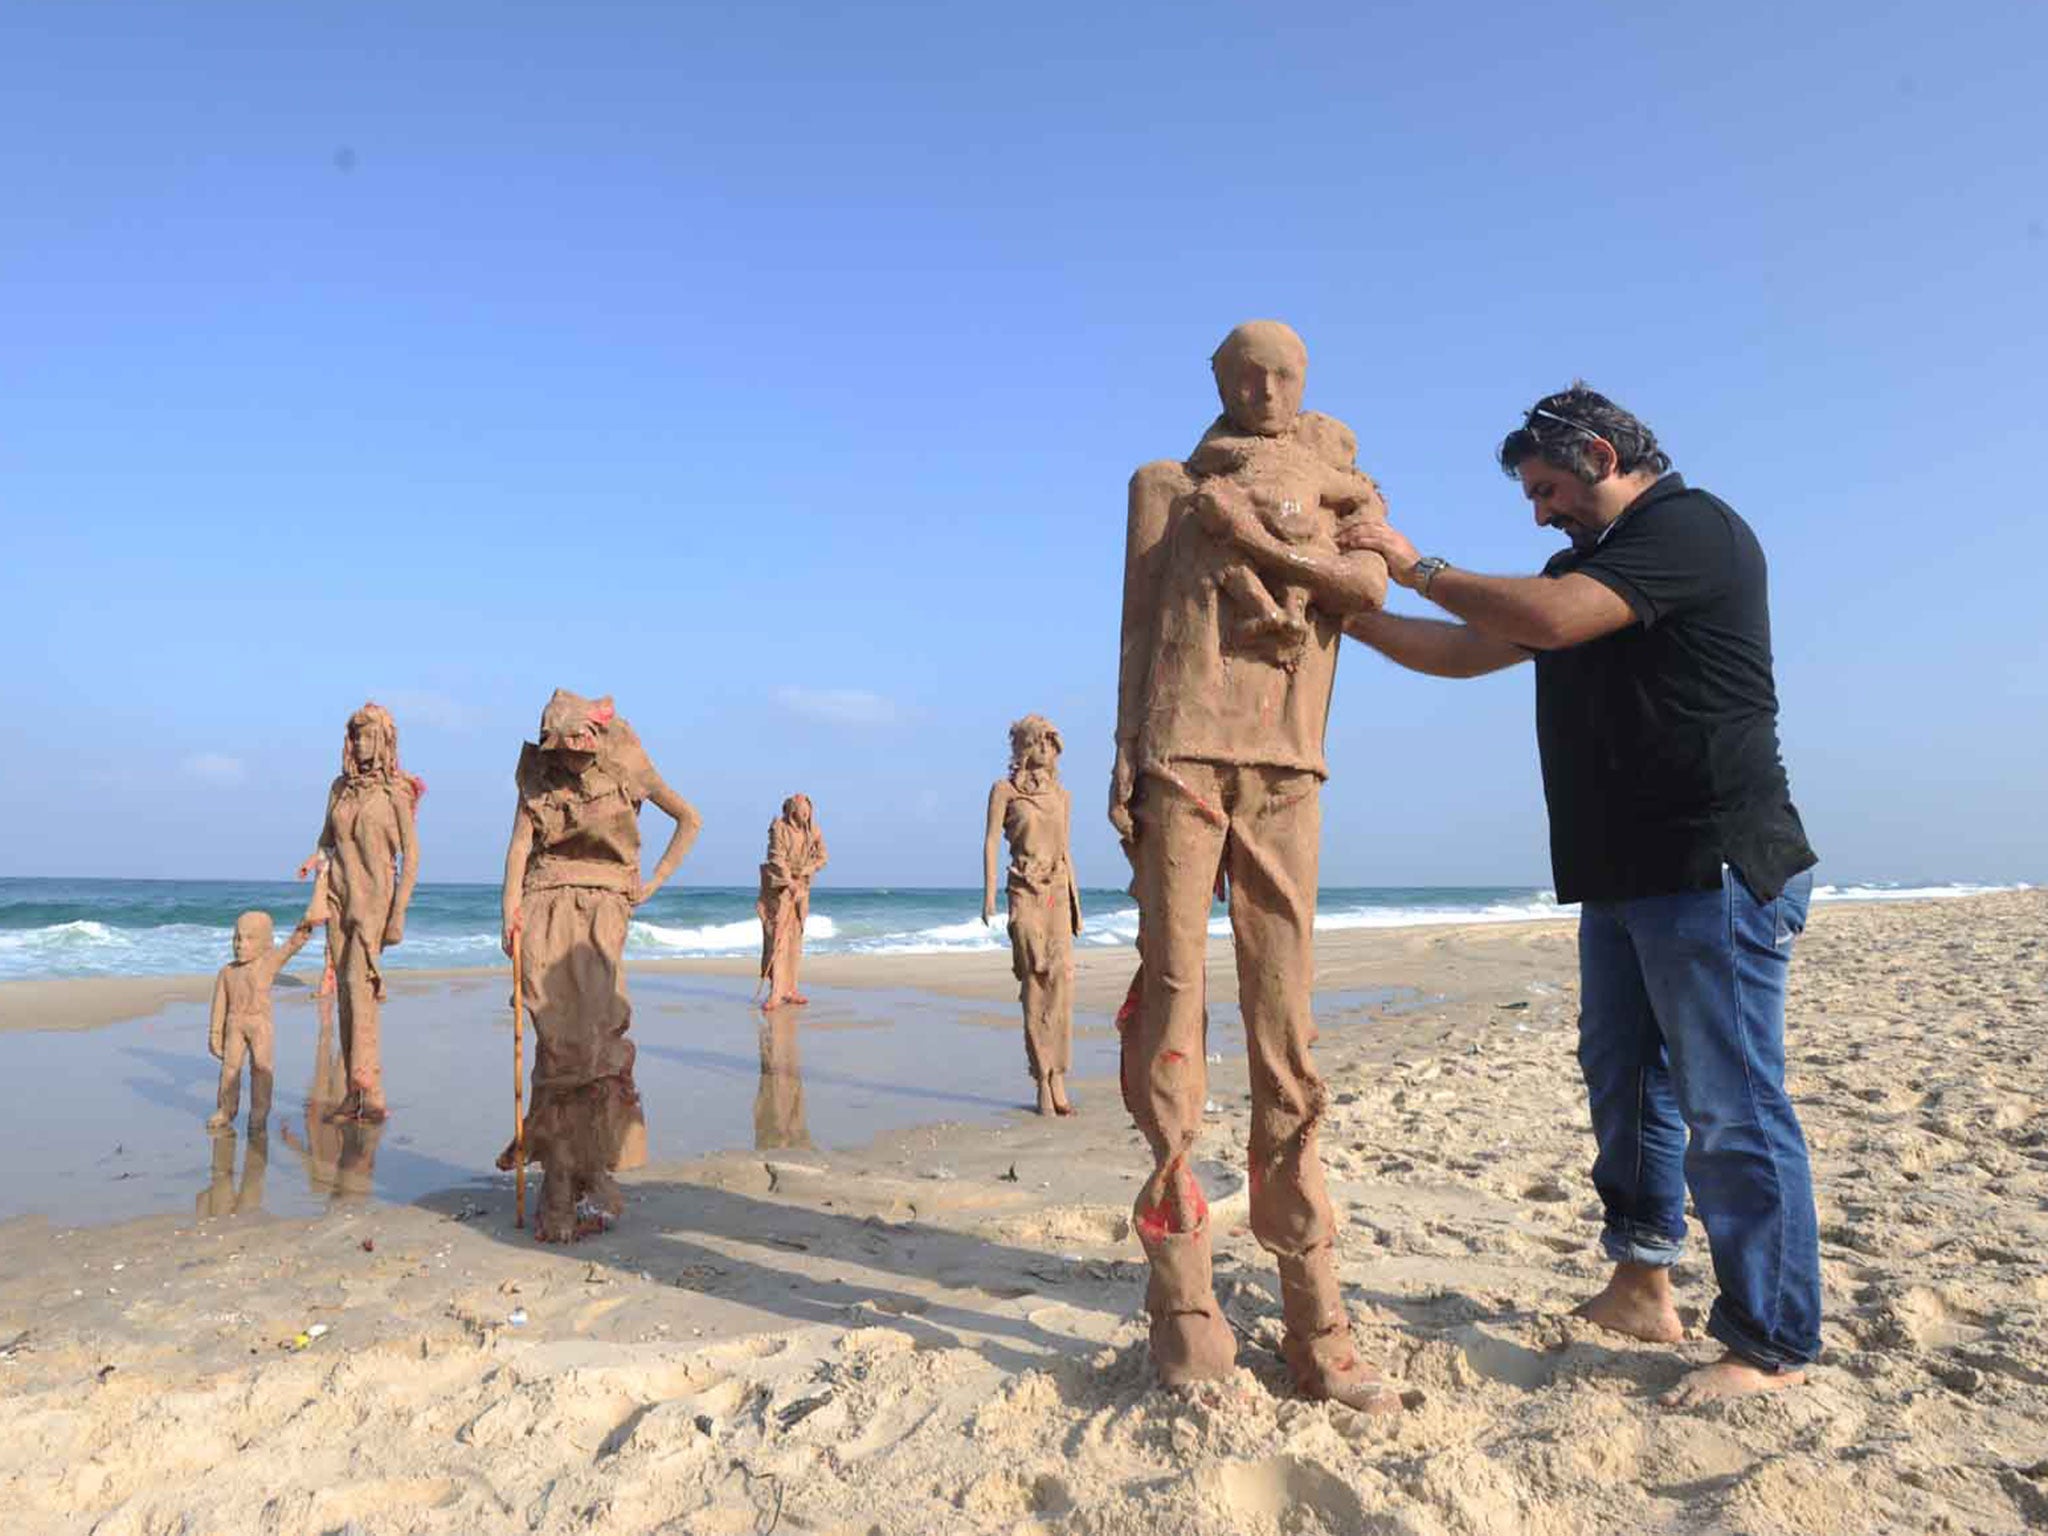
[775,1390,833,1429]
[1496,1000,1530,1011]
[1000,1164,1019,1183]
[0,1330,32,1361]
[449,1200,488,1223]
[95,1364,116,1383]
[766,1235,810,1252]
[507,1308,528,1327]
[360,1238,375,1252]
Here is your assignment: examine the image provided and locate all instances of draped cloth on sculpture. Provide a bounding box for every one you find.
[757,800,826,997]
[1003,778,1081,1080]
[506,708,653,1174]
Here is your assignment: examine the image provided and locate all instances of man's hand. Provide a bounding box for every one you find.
[1338,518,1422,586]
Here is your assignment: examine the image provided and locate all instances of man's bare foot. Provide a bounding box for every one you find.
[1573,1261,1684,1344]
[1662,1353,1803,1407]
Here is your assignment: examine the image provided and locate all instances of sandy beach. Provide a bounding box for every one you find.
[2,890,2044,1534]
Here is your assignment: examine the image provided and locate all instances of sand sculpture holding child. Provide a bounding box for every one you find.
[757,795,827,1009]
[500,689,701,1242]
[300,703,419,1122]
[981,715,1084,1116]
[206,885,324,1133]
[1112,319,1399,1408]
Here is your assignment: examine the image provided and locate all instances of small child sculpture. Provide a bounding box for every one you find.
[207,886,323,1132]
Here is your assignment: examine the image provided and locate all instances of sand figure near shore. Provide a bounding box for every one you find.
[1112,319,1395,1408]
[757,795,827,1010]
[982,714,1084,1116]
[206,888,322,1133]
[500,690,701,1243]
[301,703,419,1121]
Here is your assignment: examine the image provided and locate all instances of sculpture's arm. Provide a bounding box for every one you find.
[386,787,419,945]
[636,766,703,905]
[501,805,534,956]
[1064,788,1083,936]
[208,968,228,1059]
[807,832,829,879]
[263,911,318,987]
[981,781,1009,925]
[297,786,340,878]
[1193,479,1387,617]
[1114,461,1189,839]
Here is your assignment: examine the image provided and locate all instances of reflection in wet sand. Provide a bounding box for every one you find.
[276,993,385,1203]
[194,1128,268,1217]
[754,1011,810,1150]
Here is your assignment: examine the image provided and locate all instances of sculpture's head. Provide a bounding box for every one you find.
[537,689,615,769]
[343,703,399,780]
[782,793,815,829]
[232,910,274,964]
[1008,714,1063,776]
[1212,320,1307,436]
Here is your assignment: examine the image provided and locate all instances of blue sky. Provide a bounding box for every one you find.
[2,2,2041,888]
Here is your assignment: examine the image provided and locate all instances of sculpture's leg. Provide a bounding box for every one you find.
[247,1018,276,1130]
[1047,899,1075,1114]
[210,1024,246,1130]
[1130,763,1237,1386]
[335,925,385,1118]
[1227,768,1398,1413]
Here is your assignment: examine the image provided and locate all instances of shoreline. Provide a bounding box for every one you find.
[0,885,2014,1035]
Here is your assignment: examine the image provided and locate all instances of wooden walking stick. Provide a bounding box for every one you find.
[512,926,526,1229]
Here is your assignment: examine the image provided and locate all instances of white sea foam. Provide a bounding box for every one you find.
[1812,882,2029,903]
[630,913,839,956]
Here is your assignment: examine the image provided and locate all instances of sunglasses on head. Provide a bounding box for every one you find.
[1525,406,1606,441]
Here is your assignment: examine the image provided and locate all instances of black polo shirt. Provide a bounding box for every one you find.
[1534,474,1816,905]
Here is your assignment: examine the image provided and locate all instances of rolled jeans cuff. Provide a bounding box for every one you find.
[1707,1300,1818,1372]
[1599,1221,1686,1268]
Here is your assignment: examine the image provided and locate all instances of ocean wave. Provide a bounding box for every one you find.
[631,913,840,956]
[1812,882,2030,902]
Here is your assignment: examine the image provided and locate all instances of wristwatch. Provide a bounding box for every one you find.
[1410,555,1451,597]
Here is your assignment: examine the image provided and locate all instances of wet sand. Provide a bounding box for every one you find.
[2,892,2044,1534]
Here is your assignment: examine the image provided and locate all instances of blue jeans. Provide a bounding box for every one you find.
[1576,867,1820,1369]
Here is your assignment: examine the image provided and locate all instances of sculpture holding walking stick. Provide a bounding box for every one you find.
[512,927,526,1229]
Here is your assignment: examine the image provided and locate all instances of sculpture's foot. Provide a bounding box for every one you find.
[1034,1077,1055,1116]
[1231,608,1311,650]
[1150,1309,1238,1389]
[786,992,809,1007]
[533,1174,580,1244]
[580,1170,624,1221]
[1049,1072,1074,1116]
[1282,1330,1404,1415]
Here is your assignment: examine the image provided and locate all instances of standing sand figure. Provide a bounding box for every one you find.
[500,689,701,1243]
[299,766,424,998]
[302,703,419,1121]
[981,715,1084,1116]
[1112,319,1397,1408]
[206,887,323,1132]
[756,795,827,1009]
